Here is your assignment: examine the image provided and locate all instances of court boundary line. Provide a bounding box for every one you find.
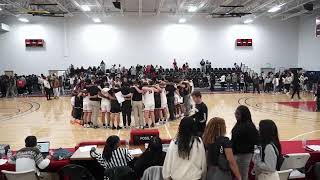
[288,130,320,141]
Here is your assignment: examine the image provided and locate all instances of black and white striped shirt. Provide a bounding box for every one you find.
[96,148,133,169]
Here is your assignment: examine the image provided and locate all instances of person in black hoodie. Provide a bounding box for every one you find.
[291,72,301,100]
[315,81,320,112]
[134,136,166,178]
[231,105,259,180]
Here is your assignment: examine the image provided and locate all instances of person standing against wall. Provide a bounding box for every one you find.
[200,59,206,73]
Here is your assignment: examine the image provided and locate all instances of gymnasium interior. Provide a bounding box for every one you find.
[0,0,320,180]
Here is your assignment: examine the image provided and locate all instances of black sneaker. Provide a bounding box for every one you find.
[143,125,149,129]
[117,126,122,130]
[112,126,116,130]
[151,123,155,128]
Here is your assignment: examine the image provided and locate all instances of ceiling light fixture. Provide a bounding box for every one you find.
[0,7,2,11]
[188,6,198,12]
[268,5,282,13]
[18,18,29,23]
[243,19,253,24]
[92,18,101,23]
[178,18,186,23]
[81,5,91,11]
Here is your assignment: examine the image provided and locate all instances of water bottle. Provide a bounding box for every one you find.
[7,149,12,159]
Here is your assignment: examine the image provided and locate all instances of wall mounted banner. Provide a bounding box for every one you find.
[317,17,320,37]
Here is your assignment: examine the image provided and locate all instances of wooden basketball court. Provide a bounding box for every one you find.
[0,93,319,149]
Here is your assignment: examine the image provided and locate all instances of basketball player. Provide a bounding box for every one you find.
[82,89,92,128]
[109,84,122,130]
[100,86,111,128]
[159,82,168,124]
[142,81,160,128]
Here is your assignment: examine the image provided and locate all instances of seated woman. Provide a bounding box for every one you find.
[95,135,134,169]
[202,117,241,180]
[134,136,166,178]
[253,119,282,180]
[162,117,207,180]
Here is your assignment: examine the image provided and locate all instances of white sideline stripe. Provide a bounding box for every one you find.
[288,130,320,141]
[164,123,172,139]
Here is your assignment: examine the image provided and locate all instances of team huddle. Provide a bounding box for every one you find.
[70,76,196,130]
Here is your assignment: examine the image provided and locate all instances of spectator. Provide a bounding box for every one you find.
[253,120,282,179]
[231,105,259,180]
[191,91,208,137]
[9,136,50,175]
[163,117,207,180]
[200,59,205,73]
[315,80,320,112]
[134,136,166,178]
[203,117,242,180]
[43,77,51,100]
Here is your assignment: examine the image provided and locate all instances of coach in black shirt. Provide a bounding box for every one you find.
[131,80,144,128]
[121,82,132,128]
[191,91,208,136]
[165,81,176,121]
[89,80,101,128]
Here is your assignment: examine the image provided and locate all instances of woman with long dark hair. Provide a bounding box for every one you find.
[253,120,281,180]
[134,136,166,178]
[95,135,133,169]
[203,117,242,180]
[231,105,259,180]
[163,117,207,180]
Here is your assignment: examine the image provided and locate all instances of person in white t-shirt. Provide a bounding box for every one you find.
[100,87,111,128]
[159,82,168,124]
[43,77,51,100]
[272,75,280,94]
[142,80,160,128]
[82,89,92,128]
[163,117,207,180]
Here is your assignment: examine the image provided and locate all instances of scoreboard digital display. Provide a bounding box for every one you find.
[236,39,253,47]
[25,39,45,47]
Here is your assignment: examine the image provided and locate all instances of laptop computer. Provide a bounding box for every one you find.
[37,141,50,158]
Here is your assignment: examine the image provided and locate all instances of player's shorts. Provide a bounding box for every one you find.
[101,102,111,113]
[83,102,92,112]
[161,103,168,109]
[144,104,155,111]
